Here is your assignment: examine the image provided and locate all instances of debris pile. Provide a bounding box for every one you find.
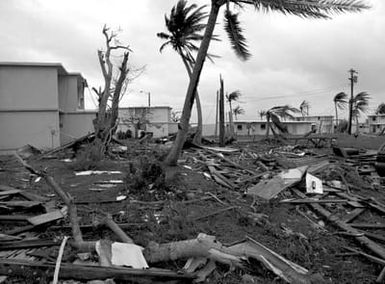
[0,138,385,283]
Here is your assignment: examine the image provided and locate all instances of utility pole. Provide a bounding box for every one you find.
[348,69,358,135]
[219,75,225,147]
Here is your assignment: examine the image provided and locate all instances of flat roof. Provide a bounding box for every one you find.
[119,106,171,110]
[234,120,313,124]
[0,61,85,78]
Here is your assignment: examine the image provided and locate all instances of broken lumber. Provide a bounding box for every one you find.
[143,233,321,284]
[293,188,385,260]
[0,258,195,283]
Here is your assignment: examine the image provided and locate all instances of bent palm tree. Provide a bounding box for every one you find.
[333,92,348,129]
[265,105,300,138]
[157,0,217,145]
[352,92,370,134]
[299,100,310,116]
[226,90,241,136]
[233,105,244,120]
[376,103,385,114]
[258,110,266,120]
[165,0,369,165]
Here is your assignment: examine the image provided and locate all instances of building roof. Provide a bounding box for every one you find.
[119,106,171,110]
[368,114,385,117]
[0,61,85,79]
[234,120,313,124]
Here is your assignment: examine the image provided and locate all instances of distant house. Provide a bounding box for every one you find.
[295,115,334,134]
[0,62,96,153]
[367,114,385,134]
[232,120,313,136]
[117,106,176,138]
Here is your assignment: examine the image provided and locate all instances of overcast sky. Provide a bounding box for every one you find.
[0,0,383,123]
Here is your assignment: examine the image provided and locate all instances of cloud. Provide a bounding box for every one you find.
[0,0,383,122]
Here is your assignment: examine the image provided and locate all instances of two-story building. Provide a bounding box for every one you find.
[367,114,385,134]
[0,62,96,152]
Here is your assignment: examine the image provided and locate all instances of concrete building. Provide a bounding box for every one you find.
[232,120,313,136]
[367,114,385,134]
[117,106,175,138]
[296,115,334,134]
[0,62,95,152]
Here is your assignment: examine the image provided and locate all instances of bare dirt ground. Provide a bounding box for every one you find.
[1,134,385,283]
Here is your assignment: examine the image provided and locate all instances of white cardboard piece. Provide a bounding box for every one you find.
[306,173,323,194]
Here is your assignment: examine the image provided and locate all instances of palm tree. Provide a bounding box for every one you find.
[333,92,348,129]
[226,90,241,136]
[299,100,310,117]
[376,103,385,114]
[165,0,369,166]
[265,105,300,138]
[157,0,216,145]
[352,91,370,134]
[233,105,244,120]
[258,110,266,120]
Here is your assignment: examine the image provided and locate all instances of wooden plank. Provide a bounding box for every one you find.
[247,167,306,200]
[0,189,21,196]
[27,207,66,226]
[0,259,195,282]
[292,188,385,260]
[340,208,366,223]
[0,215,29,221]
[280,199,348,204]
[18,191,48,202]
[0,240,59,251]
[0,201,41,208]
[350,223,385,229]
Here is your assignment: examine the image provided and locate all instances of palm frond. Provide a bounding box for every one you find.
[238,0,369,19]
[159,41,172,53]
[353,91,370,114]
[270,112,288,133]
[376,103,385,114]
[233,105,245,115]
[224,10,251,61]
[334,92,348,110]
[226,90,242,102]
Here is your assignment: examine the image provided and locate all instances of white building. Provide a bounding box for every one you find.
[367,114,385,134]
[117,106,176,138]
[296,115,334,134]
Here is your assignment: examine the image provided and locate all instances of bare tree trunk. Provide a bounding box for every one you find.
[165,2,221,165]
[109,52,129,134]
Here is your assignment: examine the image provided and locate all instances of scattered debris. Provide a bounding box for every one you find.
[1,136,385,283]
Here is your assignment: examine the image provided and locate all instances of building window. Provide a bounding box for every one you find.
[372,117,377,121]
[260,123,266,130]
[237,124,242,131]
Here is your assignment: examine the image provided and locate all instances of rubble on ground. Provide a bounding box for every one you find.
[1,137,385,283]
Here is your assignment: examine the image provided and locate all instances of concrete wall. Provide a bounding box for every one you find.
[297,116,334,134]
[0,66,58,110]
[0,111,60,151]
[58,75,84,112]
[233,121,312,136]
[117,107,171,138]
[59,112,96,145]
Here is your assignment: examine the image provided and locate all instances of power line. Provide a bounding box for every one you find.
[243,84,348,102]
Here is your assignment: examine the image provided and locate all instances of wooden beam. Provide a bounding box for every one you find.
[0,259,195,283]
[292,189,385,260]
